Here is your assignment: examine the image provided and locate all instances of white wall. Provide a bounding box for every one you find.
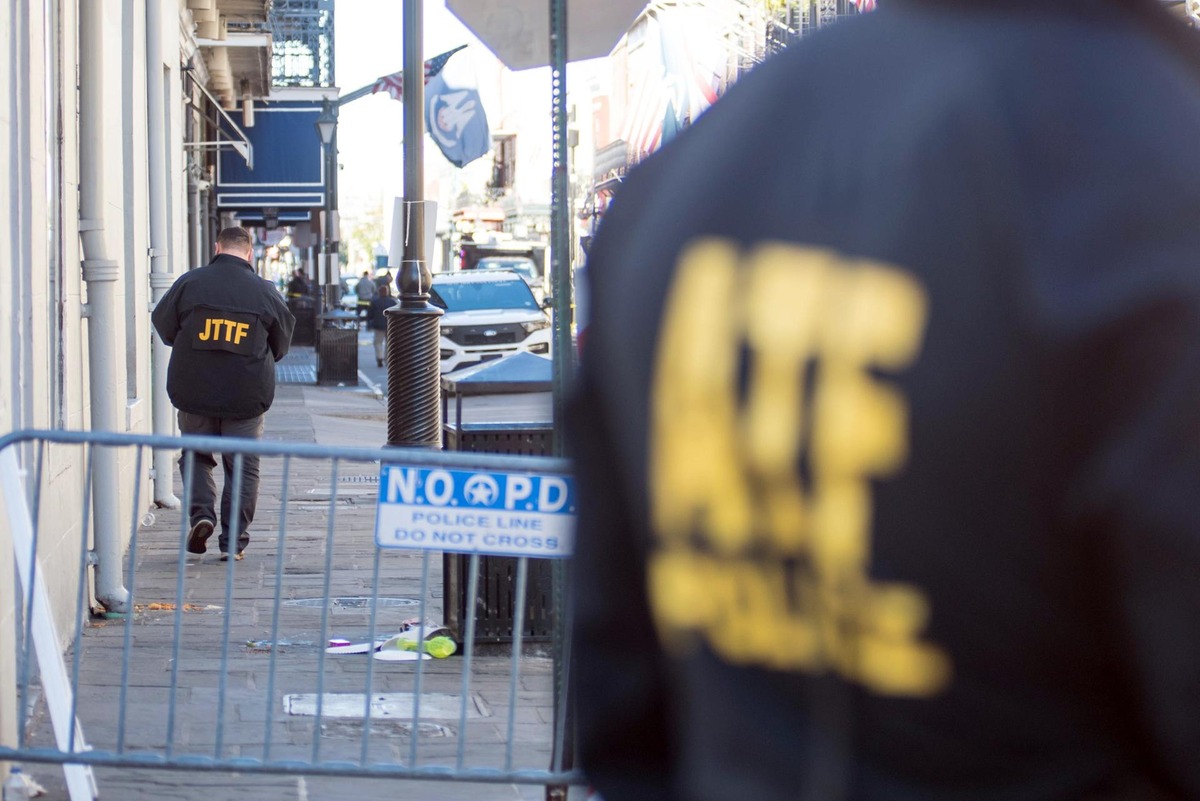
[0,0,19,764]
[1,0,191,756]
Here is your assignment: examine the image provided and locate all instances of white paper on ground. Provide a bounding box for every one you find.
[373,645,431,662]
[325,638,391,654]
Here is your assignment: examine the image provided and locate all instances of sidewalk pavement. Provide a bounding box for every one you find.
[24,347,561,801]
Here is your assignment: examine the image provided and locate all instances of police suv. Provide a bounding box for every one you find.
[430,270,551,373]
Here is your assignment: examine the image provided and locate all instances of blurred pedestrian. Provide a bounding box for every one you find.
[286,268,310,298]
[355,268,377,322]
[368,282,397,368]
[378,270,393,292]
[569,1,1200,799]
[152,227,295,562]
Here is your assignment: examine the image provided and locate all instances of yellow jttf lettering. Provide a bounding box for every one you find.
[198,317,250,344]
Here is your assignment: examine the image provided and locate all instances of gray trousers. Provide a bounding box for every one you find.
[177,411,265,554]
[373,329,387,362]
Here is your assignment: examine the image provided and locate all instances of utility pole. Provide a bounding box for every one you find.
[547,3,574,800]
[314,101,339,310]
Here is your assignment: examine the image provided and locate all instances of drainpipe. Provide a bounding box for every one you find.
[146,0,180,509]
[79,0,130,613]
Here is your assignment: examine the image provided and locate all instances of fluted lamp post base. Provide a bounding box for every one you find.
[385,260,444,448]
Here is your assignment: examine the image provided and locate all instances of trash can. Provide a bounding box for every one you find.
[440,352,555,646]
[316,310,359,386]
[287,295,317,347]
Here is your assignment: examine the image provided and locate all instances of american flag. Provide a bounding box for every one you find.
[850,0,877,10]
[371,45,468,102]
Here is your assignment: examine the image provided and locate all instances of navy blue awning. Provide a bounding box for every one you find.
[217,100,326,211]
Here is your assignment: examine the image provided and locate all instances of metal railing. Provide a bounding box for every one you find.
[0,429,581,797]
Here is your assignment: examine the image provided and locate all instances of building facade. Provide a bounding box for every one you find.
[0,0,273,758]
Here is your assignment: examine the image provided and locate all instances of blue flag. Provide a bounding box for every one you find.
[424,72,491,168]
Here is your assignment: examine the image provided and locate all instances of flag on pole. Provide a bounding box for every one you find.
[370,45,468,102]
[425,72,491,168]
[849,0,877,11]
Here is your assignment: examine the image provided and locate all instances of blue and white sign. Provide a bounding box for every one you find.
[424,73,490,168]
[375,465,575,558]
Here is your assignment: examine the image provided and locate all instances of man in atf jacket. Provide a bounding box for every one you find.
[152,227,294,561]
[569,1,1200,799]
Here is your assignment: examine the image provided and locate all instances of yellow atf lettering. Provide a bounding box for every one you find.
[814,366,910,478]
[822,261,927,369]
[647,238,951,698]
[809,478,870,574]
[711,558,791,668]
[650,239,753,554]
[741,245,827,477]
[647,549,709,656]
[741,245,831,552]
[648,548,714,634]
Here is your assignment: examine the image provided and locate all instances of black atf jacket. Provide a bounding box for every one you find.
[569,2,1200,800]
[152,253,295,419]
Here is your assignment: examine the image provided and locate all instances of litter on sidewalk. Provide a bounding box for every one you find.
[325,619,458,659]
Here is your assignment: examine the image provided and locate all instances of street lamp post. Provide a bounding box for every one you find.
[314,101,339,310]
[383,0,443,449]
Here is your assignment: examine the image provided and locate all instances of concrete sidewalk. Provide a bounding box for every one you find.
[23,353,562,801]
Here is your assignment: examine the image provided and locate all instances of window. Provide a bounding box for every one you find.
[430,279,538,313]
[475,257,539,284]
[489,134,516,194]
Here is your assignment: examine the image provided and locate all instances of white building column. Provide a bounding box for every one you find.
[80,0,130,613]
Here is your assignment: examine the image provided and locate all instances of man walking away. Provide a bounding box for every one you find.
[368,282,397,367]
[152,227,295,562]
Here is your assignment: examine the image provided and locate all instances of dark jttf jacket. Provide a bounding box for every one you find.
[152,254,295,419]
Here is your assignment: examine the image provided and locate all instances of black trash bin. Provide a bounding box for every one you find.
[441,352,556,646]
[316,310,359,386]
[287,295,317,347]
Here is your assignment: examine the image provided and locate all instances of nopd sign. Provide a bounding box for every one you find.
[375,465,575,558]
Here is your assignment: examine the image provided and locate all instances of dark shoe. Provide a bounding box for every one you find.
[219,551,244,562]
[376,358,384,367]
[186,519,215,554]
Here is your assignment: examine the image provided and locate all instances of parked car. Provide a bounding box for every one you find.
[338,275,360,311]
[430,270,551,373]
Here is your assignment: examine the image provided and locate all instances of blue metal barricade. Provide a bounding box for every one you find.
[0,429,582,799]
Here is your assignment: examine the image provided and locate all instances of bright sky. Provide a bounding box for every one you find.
[334,0,608,239]
[335,0,485,221]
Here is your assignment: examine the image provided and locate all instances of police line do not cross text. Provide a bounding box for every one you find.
[374,465,576,558]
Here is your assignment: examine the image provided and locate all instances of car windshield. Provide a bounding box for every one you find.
[476,257,538,284]
[431,278,539,312]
